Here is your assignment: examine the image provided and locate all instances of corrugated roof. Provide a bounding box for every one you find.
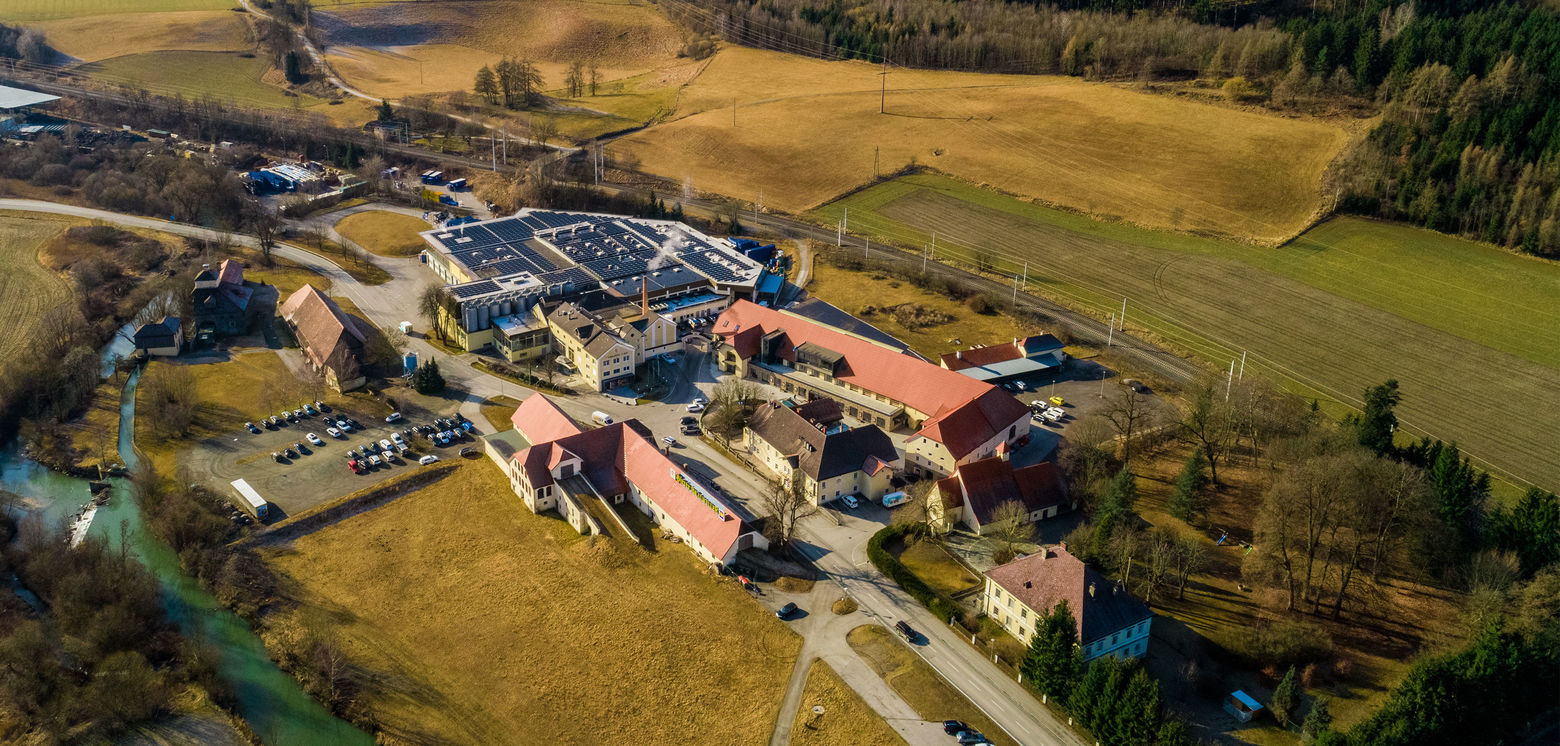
[0,85,59,110]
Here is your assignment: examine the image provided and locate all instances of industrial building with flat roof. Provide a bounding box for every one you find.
[421,209,768,359]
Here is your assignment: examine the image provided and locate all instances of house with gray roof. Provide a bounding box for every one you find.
[132,317,182,357]
[745,399,901,505]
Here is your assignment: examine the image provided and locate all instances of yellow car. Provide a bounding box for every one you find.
[1049,395,1066,407]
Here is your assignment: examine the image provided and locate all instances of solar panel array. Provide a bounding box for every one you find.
[449,279,502,299]
[432,210,759,295]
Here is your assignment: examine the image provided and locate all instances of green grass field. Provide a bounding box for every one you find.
[0,0,233,22]
[815,173,1560,494]
[82,51,323,110]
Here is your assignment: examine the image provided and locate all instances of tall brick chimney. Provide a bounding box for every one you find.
[641,276,649,316]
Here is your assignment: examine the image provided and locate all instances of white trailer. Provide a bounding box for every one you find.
[231,478,270,520]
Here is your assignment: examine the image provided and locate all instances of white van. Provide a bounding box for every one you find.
[592,411,613,426]
[881,491,910,508]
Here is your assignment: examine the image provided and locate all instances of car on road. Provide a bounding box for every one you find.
[661,436,677,447]
[419,454,439,465]
[379,438,394,452]
[369,454,381,467]
[246,422,260,434]
[894,620,918,642]
[386,412,403,423]
[776,602,798,619]
[1049,395,1066,406]
[327,427,343,439]
[841,494,859,509]
[942,721,967,736]
[686,402,705,413]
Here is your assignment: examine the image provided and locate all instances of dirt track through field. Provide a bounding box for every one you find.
[863,189,1560,492]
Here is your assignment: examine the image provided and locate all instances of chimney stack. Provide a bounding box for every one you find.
[641,276,649,316]
[1088,583,1096,598]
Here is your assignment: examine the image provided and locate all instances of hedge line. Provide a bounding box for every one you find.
[867,524,965,623]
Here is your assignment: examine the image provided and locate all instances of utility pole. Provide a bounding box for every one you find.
[1120,297,1127,331]
[922,243,929,272]
[1225,360,1235,402]
[1238,350,1246,381]
[491,133,496,171]
[502,125,507,165]
[843,207,848,233]
[1106,313,1114,348]
[879,58,887,114]
[754,190,760,223]
[1012,272,1019,304]
[865,236,870,258]
[874,146,879,178]
[732,98,737,127]
[836,218,842,246]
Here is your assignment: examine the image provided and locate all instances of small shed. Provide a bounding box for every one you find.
[132,317,182,357]
[1224,690,1264,723]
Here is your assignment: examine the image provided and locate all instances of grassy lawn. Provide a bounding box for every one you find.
[891,537,981,597]
[36,9,249,62]
[847,625,1015,746]
[82,51,324,110]
[806,255,1045,360]
[286,237,392,285]
[478,394,521,432]
[620,46,1348,241]
[62,379,126,471]
[334,210,430,257]
[791,659,906,746]
[814,173,1560,495]
[0,0,233,22]
[261,461,801,744]
[0,214,78,363]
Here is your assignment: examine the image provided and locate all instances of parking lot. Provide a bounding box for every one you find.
[990,355,1158,458]
[181,401,484,520]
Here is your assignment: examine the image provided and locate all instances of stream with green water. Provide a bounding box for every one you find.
[4,362,373,745]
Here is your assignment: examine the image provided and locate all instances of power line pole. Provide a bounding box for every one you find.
[1106,313,1115,348]
[1238,351,1246,381]
[754,190,760,223]
[922,242,929,272]
[1012,272,1019,304]
[732,98,737,127]
[836,218,842,246]
[502,125,507,165]
[874,146,879,178]
[1120,297,1127,331]
[843,207,848,233]
[879,58,887,114]
[1225,360,1235,401]
[864,236,869,258]
[491,132,496,171]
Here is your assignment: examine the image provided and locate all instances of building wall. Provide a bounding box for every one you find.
[1082,618,1152,661]
[980,579,1152,662]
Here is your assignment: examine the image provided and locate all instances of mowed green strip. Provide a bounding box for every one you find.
[0,0,233,22]
[82,51,324,110]
[816,173,1560,493]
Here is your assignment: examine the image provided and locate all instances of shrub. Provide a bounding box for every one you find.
[832,597,858,615]
[867,524,964,623]
[966,294,992,314]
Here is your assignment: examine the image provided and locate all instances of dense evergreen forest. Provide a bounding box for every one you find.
[666,0,1560,255]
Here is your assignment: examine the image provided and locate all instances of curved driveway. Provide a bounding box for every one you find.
[2,198,1086,746]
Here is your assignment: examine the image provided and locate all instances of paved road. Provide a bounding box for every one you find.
[3,198,1086,745]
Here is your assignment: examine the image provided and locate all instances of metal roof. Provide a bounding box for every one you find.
[0,85,60,110]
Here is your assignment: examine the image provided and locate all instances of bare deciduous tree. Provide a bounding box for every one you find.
[987,499,1033,564]
[1101,384,1157,464]
[1170,535,1208,600]
[763,478,817,551]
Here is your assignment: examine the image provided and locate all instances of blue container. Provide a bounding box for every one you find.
[403,352,419,377]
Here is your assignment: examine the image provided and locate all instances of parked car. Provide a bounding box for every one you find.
[327,427,343,439]
[693,397,707,407]
[266,416,280,428]
[943,720,967,736]
[386,412,403,423]
[315,399,330,412]
[303,432,320,445]
[246,422,260,434]
[956,731,987,745]
[841,494,859,509]
[369,454,381,467]
[396,442,410,454]
[272,452,285,463]
[661,436,677,447]
[379,438,394,452]
[293,442,306,455]
[775,602,798,619]
[303,404,316,416]
[292,408,304,420]
[419,454,439,465]
[1049,395,1066,407]
[686,403,705,413]
[283,448,298,459]
[386,451,402,463]
[1014,380,1028,391]
[340,420,354,433]
[347,459,363,474]
[661,353,676,364]
[459,446,477,458]
[358,445,371,458]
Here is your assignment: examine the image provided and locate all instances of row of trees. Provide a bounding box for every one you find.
[473,59,546,110]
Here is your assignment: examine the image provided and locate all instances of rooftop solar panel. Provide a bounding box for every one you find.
[450,280,502,298]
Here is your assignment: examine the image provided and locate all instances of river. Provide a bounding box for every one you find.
[4,362,373,745]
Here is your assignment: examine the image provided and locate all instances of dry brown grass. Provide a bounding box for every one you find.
[806,255,1042,359]
[847,624,1016,746]
[0,214,77,363]
[62,379,125,471]
[39,10,250,63]
[478,394,522,432]
[893,539,980,597]
[262,461,801,744]
[618,46,1349,241]
[334,210,431,257]
[318,0,683,97]
[790,659,907,746]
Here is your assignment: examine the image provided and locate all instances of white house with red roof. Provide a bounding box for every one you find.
[500,394,767,565]
[711,300,1030,476]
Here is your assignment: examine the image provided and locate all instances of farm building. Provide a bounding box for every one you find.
[982,545,1152,662]
[191,259,255,340]
[491,394,767,566]
[928,454,1071,534]
[542,283,680,391]
[939,334,1067,384]
[279,284,366,392]
[0,84,60,136]
[131,317,182,357]
[712,300,1030,477]
[420,209,764,357]
[745,398,900,506]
